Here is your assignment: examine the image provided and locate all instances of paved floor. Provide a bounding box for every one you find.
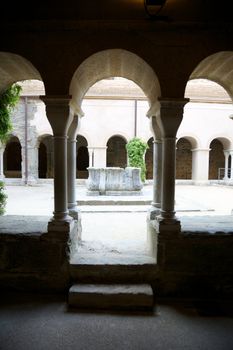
[3,183,233,259]
[4,182,233,216]
[0,292,233,350]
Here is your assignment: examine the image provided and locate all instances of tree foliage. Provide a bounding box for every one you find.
[0,84,22,143]
[126,137,148,182]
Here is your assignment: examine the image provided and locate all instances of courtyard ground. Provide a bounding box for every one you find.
[3,182,233,260]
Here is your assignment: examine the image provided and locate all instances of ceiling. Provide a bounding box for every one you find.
[1,0,232,22]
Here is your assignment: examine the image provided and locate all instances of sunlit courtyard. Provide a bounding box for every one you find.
[3,182,233,260]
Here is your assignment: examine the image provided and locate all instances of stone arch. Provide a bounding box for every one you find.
[145,137,154,180]
[38,134,53,179]
[107,135,127,168]
[0,52,43,94]
[69,49,161,118]
[176,135,198,149]
[176,137,193,180]
[208,138,228,180]
[207,136,231,151]
[189,51,233,102]
[3,135,22,178]
[76,135,89,178]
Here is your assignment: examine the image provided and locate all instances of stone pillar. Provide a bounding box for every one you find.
[156,98,189,232]
[230,151,233,181]
[41,96,73,232]
[0,146,4,180]
[67,114,81,219]
[27,146,39,184]
[88,147,94,167]
[47,138,54,178]
[191,148,210,182]
[148,115,162,219]
[88,146,107,167]
[223,150,230,180]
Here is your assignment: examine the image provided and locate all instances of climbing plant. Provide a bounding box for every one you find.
[0,83,21,215]
[0,181,7,215]
[126,137,148,182]
[0,84,22,143]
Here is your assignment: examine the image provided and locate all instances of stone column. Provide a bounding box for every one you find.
[47,138,54,178]
[156,98,189,232]
[223,150,230,180]
[88,146,107,167]
[148,115,162,219]
[191,148,210,182]
[230,151,233,181]
[67,114,81,219]
[41,96,73,232]
[27,146,39,184]
[0,145,5,180]
[88,147,94,167]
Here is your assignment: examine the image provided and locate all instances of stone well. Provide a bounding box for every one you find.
[86,167,143,195]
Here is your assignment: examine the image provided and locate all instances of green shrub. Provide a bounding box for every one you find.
[0,84,21,143]
[0,181,7,215]
[0,83,21,213]
[126,137,148,182]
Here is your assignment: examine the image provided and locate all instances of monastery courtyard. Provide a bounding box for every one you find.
[3,182,233,259]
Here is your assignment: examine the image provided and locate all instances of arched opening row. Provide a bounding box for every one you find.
[2,134,231,181]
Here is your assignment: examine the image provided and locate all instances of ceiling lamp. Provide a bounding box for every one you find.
[144,0,167,19]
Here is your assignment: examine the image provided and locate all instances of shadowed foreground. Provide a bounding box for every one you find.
[0,292,233,350]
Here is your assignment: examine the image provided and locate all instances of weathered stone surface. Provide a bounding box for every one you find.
[86,167,142,195]
[68,283,154,310]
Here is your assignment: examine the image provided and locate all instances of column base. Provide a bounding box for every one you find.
[68,205,81,220]
[154,214,181,236]
[47,213,74,240]
[147,205,161,220]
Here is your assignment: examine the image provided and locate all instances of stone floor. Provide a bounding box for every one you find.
[2,182,233,262]
[0,292,233,350]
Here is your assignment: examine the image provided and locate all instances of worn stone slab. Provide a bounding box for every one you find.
[0,215,49,236]
[69,283,154,310]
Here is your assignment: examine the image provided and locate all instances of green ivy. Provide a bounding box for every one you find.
[0,84,22,143]
[0,181,7,215]
[0,83,21,215]
[126,137,148,182]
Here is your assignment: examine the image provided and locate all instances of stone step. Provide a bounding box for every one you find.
[77,199,151,206]
[70,257,157,284]
[68,283,154,310]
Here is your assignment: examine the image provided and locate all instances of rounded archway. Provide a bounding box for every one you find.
[0,52,42,94]
[107,135,127,168]
[69,49,161,117]
[76,135,89,179]
[3,136,22,178]
[189,52,233,101]
[176,138,193,180]
[38,135,53,178]
[209,138,230,180]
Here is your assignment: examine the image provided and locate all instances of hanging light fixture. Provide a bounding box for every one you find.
[144,0,167,19]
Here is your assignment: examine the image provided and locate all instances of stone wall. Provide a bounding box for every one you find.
[176,138,192,179]
[1,219,233,297]
[209,139,225,180]
[156,232,233,298]
[0,217,80,292]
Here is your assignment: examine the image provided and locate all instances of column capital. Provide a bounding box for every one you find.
[41,95,73,136]
[149,115,162,141]
[223,150,230,156]
[68,115,81,141]
[191,148,211,152]
[157,97,189,138]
